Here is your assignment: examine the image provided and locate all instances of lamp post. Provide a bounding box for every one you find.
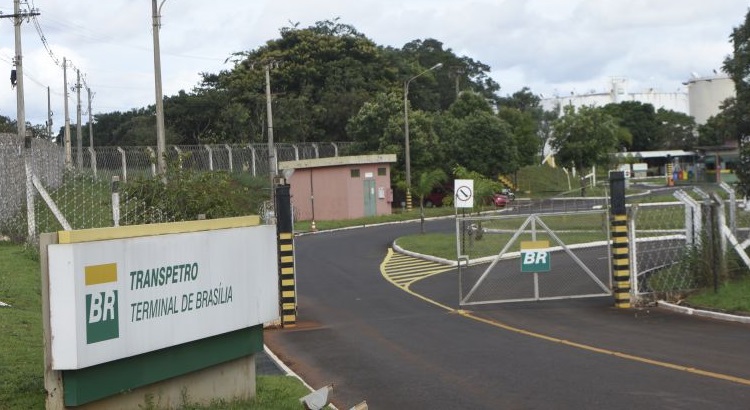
[404,63,442,211]
[152,0,168,177]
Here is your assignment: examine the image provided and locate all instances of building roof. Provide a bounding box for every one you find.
[279,154,397,170]
[613,150,696,159]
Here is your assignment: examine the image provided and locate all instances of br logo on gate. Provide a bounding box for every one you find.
[84,263,120,344]
[520,241,551,273]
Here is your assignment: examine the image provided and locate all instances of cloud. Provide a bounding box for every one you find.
[1,0,748,129]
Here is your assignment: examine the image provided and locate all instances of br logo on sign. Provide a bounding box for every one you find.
[84,263,120,344]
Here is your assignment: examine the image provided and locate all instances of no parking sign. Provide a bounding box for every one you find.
[454,179,474,208]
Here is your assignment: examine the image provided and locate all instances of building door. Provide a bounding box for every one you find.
[364,179,376,217]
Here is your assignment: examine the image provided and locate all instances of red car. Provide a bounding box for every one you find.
[492,193,510,207]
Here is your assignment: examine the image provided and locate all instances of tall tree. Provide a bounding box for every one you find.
[722,9,750,195]
[722,9,750,142]
[401,38,501,109]
[441,92,517,177]
[551,105,620,188]
[655,108,697,150]
[602,101,659,151]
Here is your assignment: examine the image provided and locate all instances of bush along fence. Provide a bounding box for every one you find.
[0,136,355,245]
[629,183,750,303]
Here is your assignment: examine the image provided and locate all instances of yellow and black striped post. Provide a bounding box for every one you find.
[276,184,296,327]
[610,171,631,308]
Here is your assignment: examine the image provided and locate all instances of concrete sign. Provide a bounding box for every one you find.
[48,224,279,370]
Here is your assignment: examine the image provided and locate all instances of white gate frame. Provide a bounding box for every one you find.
[458,211,612,306]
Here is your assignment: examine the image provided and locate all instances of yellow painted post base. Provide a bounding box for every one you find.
[406,190,413,212]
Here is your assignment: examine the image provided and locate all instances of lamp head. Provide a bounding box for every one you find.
[430,63,443,70]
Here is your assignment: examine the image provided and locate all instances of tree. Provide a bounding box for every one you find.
[655,108,697,150]
[497,106,539,167]
[410,168,448,233]
[401,38,501,109]
[602,101,658,151]
[220,19,393,143]
[441,92,517,178]
[551,105,620,194]
[722,9,750,195]
[722,9,750,142]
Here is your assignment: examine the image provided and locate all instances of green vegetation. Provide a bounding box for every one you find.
[123,160,269,223]
[686,277,750,314]
[0,243,45,409]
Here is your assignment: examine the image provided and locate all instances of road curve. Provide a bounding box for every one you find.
[265,218,750,409]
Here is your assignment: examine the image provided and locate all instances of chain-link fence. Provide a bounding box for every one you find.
[631,187,750,302]
[0,138,354,245]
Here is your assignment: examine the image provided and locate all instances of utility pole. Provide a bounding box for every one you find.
[265,62,276,207]
[75,69,82,168]
[87,87,93,149]
[2,1,40,241]
[152,0,167,177]
[46,86,52,140]
[63,57,71,168]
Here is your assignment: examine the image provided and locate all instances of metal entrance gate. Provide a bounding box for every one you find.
[458,211,612,305]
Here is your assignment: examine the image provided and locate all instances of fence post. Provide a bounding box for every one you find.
[674,190,701,245]
[111,176,120,227]
[88,147,97,178]
[312,143,319,158]
[331,142,338,157]
[117,147,127,183]
[146,147,157,177]
[292,144,299,161]
[24,135,36,244]
[225,144,233,172]
[249,145,257,177]
[275,183,296,328]
[719,181,736,236]
[628,204,639,296]
[205,144,213,171]
[609,171,630,308]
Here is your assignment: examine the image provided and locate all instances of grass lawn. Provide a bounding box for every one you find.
[0,242,323,410]
[685,277,750,315]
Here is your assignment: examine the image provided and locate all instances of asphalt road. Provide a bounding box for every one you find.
[265,217,750,409]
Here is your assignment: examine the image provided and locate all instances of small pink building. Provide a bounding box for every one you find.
[279,154,397,221]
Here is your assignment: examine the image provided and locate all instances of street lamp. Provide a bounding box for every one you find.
[152,0,168,177]
[404,63,442,211]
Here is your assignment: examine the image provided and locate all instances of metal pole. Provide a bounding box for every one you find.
[404,80,411,211]
[403,63,442,212]
[63,57,71,169]
[13,0,36,242]
[152,0,167,177]
[75,69,82,168]
[87,87,93,149]
[46,86,52,139]
[266,63,276,208]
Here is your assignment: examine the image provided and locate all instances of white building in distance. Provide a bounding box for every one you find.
[540,75,735,125]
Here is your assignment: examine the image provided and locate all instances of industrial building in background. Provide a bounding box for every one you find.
[540,73,735,125]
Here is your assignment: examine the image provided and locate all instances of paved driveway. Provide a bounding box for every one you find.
[265,219,750,409]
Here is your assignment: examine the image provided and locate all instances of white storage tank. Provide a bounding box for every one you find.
[686,74,736,125]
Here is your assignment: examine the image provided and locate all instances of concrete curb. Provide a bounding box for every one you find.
[657,301,750,324]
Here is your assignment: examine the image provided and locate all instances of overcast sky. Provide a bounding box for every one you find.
[1,0,748,129]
